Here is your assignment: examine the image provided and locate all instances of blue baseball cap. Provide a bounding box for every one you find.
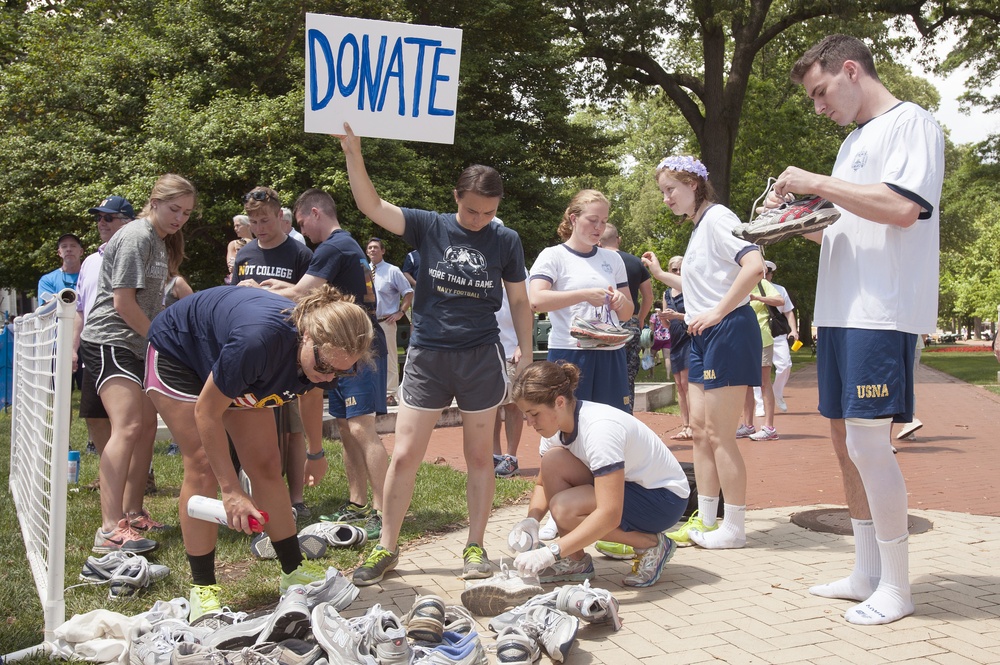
[88,195,136,219]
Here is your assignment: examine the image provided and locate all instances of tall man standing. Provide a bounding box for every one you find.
[366,237,413,406]
[234,187,315,520]
[264,189,389,540]
[775,34,943,625]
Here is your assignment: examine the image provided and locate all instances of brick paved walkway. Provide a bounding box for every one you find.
[358,362,1000,663]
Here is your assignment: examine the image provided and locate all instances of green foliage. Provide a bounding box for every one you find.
[0,0,613,293]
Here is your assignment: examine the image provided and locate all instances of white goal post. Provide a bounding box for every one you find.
[7,287,77,648]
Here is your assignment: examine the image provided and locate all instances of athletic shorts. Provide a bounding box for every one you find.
[761,344,774,368]
[79,340,145,392]
[620,482,688,534]
[688,305,761,389]
[144,345,201,402]
[327,350,388,419]
[78,364,108,419]
[547,347,630,413]
[817,327,915,422]
[400,342,507,413]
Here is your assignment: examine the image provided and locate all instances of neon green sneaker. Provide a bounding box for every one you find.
[462,543,493,580]
[189,584,222,622]
[280,559,328,592]
[595,540,635,560]
[665,510,718,546]
[352,545,399,587]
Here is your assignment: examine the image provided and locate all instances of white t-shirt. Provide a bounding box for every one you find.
[529,245,629,350]
[538,401,690,497]
[75,244,106,321]
[815,102,943,333]
[681,205,760,321]
[773,283,794,314]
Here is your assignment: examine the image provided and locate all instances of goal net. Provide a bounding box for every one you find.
[8,288,77,643]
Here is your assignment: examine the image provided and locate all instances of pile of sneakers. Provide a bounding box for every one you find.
[319,501,383,541]
[77,551,170,599]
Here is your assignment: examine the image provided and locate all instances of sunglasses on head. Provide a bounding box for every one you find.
[242,190,278,204]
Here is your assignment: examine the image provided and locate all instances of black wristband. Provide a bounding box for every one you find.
[306,449,326,461]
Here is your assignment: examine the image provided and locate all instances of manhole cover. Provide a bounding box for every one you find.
[791,508,932,536]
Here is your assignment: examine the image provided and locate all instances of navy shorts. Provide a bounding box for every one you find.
[328,350,388,419]
[669,338,691,374]
[688,305,761,389]
[620,482,688,534]
[401,342,507,413]
[547,347,630,413]
[817,327,915,422]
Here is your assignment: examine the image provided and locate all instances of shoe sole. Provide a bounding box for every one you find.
[252,534,328,560]
[405,617,444,643]
[595,548,634,560]
[897,423,923,440]
[539,570,594,584]
[257,608,311,644]
[92,540,158,555]
[461,582,544,616]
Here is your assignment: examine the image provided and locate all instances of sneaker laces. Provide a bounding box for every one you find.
[748,177,779,224]
[464,544,486,565]
[192,584,222,612]
[362,546,394,569]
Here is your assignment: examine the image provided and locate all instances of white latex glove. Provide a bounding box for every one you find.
[508,517,541,553]
[515,545,556,576]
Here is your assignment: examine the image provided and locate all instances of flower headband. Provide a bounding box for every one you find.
[656,155,709,180]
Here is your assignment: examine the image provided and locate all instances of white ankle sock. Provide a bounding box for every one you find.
[809,518,880,601]
[538,513,558,540]
[697,495,721,527]
[846,533,913,625]
[690,504,745,549]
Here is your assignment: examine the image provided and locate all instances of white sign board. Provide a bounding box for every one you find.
[304,13,463,144]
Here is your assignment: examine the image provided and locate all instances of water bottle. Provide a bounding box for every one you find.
[186,495,268,533]
[67,450,80,484]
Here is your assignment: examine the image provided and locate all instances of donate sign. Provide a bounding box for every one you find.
[305,13,463,144]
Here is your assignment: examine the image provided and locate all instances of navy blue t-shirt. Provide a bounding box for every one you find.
[401,209,526,350]
[233,237,313,285]
[306,229,378,316]
[305,228,387,356]
[147,286,333,407]
[616,250,650,317]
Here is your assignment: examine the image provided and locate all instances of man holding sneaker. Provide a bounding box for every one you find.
[774,34,944,624]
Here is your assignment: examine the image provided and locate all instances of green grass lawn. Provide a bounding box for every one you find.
[1,395,533,657]
[921,351,1000,395]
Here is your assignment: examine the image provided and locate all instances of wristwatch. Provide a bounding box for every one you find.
[548,542,561,561]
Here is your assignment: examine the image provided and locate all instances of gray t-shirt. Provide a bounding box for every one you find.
[81,218,168,357]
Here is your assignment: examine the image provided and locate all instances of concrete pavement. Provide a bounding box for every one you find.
[354,362,1000,663]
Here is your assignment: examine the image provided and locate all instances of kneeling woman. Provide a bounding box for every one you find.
[509,361,690,587]
[145,284,373,618]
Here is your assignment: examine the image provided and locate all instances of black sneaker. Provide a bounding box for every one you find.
[352,545,399,587]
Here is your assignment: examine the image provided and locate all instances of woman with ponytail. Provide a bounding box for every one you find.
[80,173,196,557]
[507,361,689,588]
[145,284,373,617]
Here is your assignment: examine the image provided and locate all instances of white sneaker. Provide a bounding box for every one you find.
[897,419,923,440]
[461,562,544,616]
[776,398,788,412]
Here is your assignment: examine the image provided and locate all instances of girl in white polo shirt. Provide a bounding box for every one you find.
[643,155,765,549]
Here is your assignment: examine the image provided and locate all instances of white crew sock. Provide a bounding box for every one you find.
[697,495,721,527]
[846,533,914,625]
[690,504,745,549]
[538,512,558,540]
[809,518,880,601]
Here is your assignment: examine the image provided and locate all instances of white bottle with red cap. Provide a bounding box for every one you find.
[187,495,268,532]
